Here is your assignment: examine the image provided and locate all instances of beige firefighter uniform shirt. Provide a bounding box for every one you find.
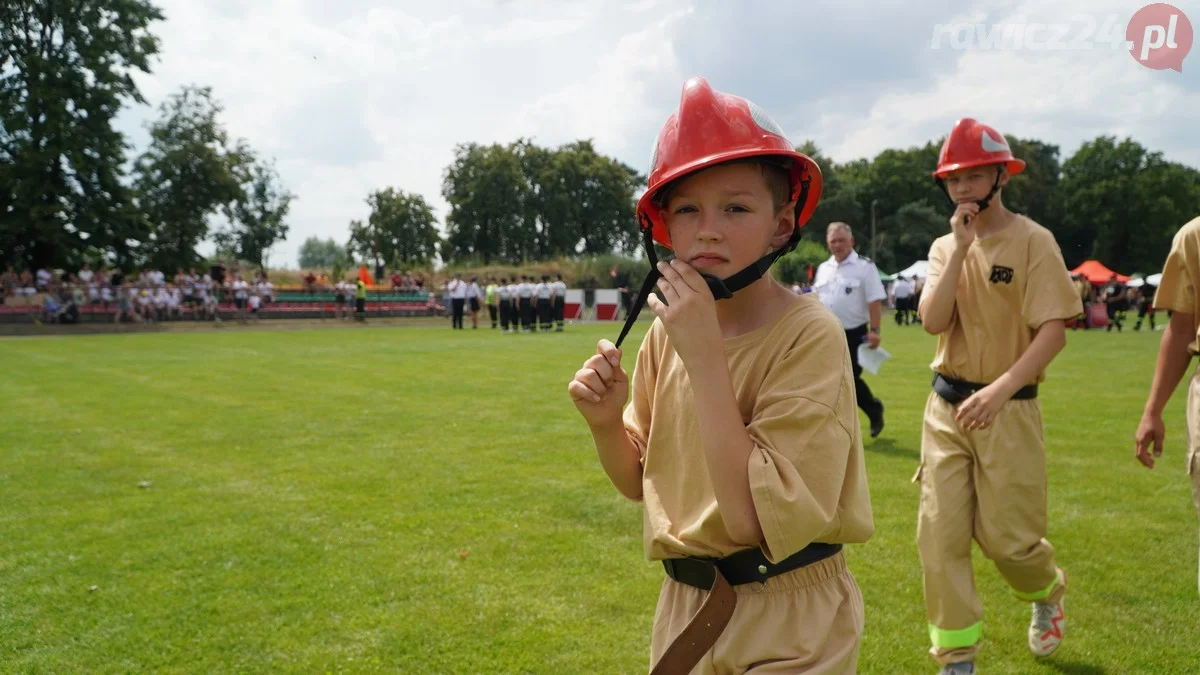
[923,215,1083,385]
[1154,217,1200,354]
[1152,216,1200,505]
[622,293,874,564]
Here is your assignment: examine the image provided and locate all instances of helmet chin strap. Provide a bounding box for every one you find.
[613,178,811,349]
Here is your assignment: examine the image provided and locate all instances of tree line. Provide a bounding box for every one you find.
[1,2,292,273]
[5,1,1197,278]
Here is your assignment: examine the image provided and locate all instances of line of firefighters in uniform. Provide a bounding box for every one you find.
[445,272,568,332]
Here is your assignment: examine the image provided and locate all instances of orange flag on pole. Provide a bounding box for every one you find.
[358,265,372,286]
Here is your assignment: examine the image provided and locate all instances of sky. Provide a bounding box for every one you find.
[112,0,1200,269]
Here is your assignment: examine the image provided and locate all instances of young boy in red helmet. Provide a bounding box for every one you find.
[916,118,1082,673]
[1133,215,1200,597]
[567,76,873,673]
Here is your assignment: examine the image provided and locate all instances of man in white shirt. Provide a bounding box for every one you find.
[194,274,210,306]
[892,274,916,325]
[258,278,274,304]
[333,280,347,321]
[232,274,249,322]
[137,286,154,322]
[534,274,553,332]
[813,221,889,437]
[248,289,262,320]
[517,275,534,333]
[448,272,467,329]
[552,273,567,332]
[167,284,182,320]
[496,277,511,333]
[154,285,171,321]
[465,275,483,329]
[78,264,94,285]
[505,279,520,334]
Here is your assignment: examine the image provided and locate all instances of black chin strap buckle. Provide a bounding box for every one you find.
[703,274,733,300]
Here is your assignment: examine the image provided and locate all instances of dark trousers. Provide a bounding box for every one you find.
[1106,303,1124,331]
[488,303,498,328]
[554,297,565,330]
[499,301,510,330]
[845,324,884,423]
[894,296,912,325]
[1135,301,1155,331]
[452,298,465,329]
[519,298,532,330]
[537,298,552,330]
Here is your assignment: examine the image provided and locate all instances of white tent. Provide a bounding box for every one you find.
[896,260,929,280]
[1126,273,1160,288]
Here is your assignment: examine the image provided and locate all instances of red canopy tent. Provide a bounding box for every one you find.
[1070,260,1130,284]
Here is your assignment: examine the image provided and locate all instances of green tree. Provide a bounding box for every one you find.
[347,188,440,271]
[298,237,348,269]
[795,141,865,240]
[511,138,550,262]
[441,143,527,264]
[1061,136,1200,272]
[873,201,946,271]
[213,159,294,271]
[538,140,642,257]
[0,0,164,269]
[441,139,643,264]
[1003,137,1063,229]
[133,85,249,270]
[775,240,830,284]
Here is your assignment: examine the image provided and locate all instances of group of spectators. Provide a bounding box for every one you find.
[1,264,275,324]
[1084,273,1160,332]
[298,270,427,294]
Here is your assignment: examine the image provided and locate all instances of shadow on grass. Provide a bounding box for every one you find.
[1041,661,1106,675]
[865,437,920,461]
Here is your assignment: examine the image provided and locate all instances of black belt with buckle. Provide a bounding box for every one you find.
[932,373,1038,405]
[662,542,842,590]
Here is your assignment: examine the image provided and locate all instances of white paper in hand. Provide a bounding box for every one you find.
[856,343,892,376]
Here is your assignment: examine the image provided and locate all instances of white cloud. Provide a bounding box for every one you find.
[112,0,1199,269]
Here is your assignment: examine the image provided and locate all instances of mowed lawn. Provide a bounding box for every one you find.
[1,317,1197,674]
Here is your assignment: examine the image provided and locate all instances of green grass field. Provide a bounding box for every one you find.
[2,317,1197,674]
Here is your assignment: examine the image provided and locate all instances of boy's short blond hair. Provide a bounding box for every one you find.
[652,157,793,214]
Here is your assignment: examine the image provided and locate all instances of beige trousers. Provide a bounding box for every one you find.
[649,551,863,674]
[1185,369,1200,595]
[915,392,1066,664]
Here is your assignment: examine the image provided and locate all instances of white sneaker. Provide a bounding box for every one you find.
[1028,597,1065,656]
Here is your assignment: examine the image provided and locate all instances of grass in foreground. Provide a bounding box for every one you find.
[0,319,1197,673]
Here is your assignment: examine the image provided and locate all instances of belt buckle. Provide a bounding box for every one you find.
[665,556,718,590]
[663,558,679,580]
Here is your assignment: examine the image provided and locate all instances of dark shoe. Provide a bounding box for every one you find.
[870,406,885,438]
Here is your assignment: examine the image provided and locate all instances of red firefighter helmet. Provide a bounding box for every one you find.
[933,118,1026,178]
[636,77,823,249]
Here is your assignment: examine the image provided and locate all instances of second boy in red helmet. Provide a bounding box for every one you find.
[917,119,1082,674]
